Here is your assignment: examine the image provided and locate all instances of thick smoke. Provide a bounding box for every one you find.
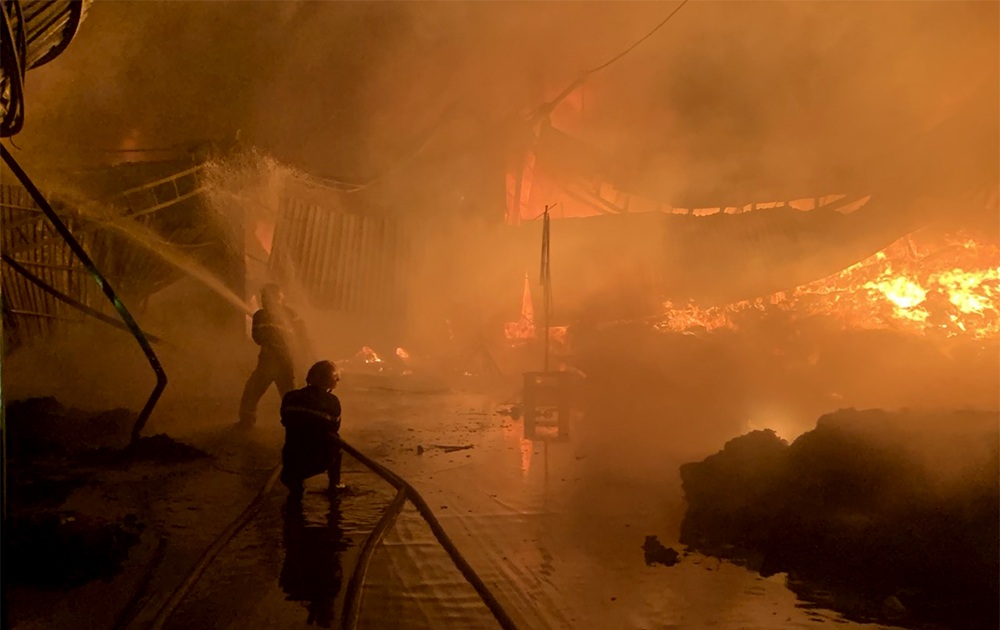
[5,1,997,434]
[15,2,997,199]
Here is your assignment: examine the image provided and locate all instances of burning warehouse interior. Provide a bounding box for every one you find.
[1,1,998,629]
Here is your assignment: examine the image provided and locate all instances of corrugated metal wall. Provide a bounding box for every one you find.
[0,183,112,339]
[269,195,411,317]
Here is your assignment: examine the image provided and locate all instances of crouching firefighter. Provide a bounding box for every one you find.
[280,360,345,501]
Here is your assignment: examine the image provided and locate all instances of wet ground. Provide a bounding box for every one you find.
[129,376,907,630]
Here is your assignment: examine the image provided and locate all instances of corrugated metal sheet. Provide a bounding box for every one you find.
[17,0,92,70]
[0,160,223,344]
[269,194,410,318]
[0,182,110,339]
[1,0,91,135]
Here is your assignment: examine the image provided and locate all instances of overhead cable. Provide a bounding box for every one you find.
[584,0,690,74]
[529,0,691,121]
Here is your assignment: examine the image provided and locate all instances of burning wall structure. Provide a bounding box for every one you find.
[7,1,993,382]
[496,54,998,359]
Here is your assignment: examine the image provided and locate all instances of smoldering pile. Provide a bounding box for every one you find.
[7,397,209,464]
[7,397,136,456]
[679,408,999,629]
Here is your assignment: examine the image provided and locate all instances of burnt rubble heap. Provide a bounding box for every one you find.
[6,397,209,463]
[680,408,999,630]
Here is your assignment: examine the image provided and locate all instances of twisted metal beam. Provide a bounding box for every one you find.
[1,253,164,344]
[0,144,167,446]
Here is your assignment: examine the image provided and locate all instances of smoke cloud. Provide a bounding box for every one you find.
[14,2,996,203]
[5,1,997,435]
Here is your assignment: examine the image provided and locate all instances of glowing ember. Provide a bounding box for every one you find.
[505,274,536,341]
[396,347,411,361]
[657,231,1000,339]
[358,346,383,364]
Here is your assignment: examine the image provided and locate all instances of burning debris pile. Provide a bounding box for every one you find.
[335,345,451,391]
[679,408,999,629]
[659,231,999,339]
[338,346,411,376]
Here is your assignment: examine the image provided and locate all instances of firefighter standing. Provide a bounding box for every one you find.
[280,360,344,500]
[239,284,309,428]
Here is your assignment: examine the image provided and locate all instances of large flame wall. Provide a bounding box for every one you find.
[658,231,999,340]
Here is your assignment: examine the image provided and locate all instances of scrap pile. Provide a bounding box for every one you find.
[680,408,999,629]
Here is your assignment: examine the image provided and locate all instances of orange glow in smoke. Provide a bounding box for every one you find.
[255,220,275,255]
[504,274,536,340]
[657,232,1000,339]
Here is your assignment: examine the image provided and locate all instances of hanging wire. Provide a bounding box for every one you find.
[527,0,691,122]
[318,3,692,194]
[300,99,463,195]
[584,0,690,74]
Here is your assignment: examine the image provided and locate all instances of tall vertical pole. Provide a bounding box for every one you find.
[540,205,551,372]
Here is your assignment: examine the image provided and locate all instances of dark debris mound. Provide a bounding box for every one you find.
[7,397,209,467]
[7,397,135,457]
[3,511,143,589]
[77,434,210,467]
[680,408,1000,630]
[642,535,680,567]
[679,429,789,553]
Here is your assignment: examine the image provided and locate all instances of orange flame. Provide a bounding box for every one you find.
[255,220,275,255]
[657,232,1000,339]
[505,274,537,341]
[358,346,382,364]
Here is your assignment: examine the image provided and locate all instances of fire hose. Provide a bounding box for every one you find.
[144,437,518,630]
[147,464,283,630]
[336,437,518,630]
[341,486,408,628]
